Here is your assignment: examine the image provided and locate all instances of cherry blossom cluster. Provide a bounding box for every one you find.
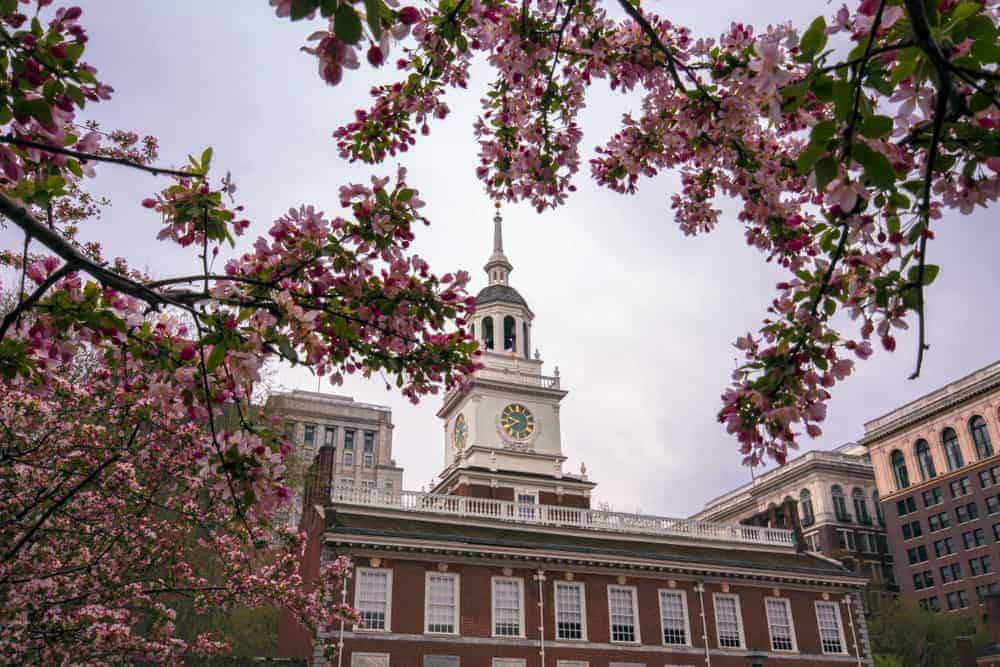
[308,0,997,465]
[1,2,480,662]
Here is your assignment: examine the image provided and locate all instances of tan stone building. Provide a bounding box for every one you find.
[860,361,1000,614]
[267,390,402,527]
[693,443,896,611]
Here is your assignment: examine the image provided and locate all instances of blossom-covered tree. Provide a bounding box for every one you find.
[0,1,477,663]
[280,0,998,465]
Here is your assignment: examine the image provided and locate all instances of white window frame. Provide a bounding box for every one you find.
[514,489,538,520]
[658,589,692,646]
[607,584,641,644]
[814,601,848,655]
[553,580,587,641]
[491,576,525,638]
[424,572,460,635]
[492,659,526,667]
[350,653,389,667]
[764,597,798,653]
[712,593,745,649]
[556,662,589,667]
[354,567,392,632]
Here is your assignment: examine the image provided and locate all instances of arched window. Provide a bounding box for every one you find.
[832,485,849,521]
[970,416,994,460]
[483,316,494,350]
[852,488,870,524]
[942,427,964,470]
[873,491,884,525]
[522,321,530,359]
[799,489,815,526]
[891,450,909,490]
[915,439,936,480]
[503,315,516,351]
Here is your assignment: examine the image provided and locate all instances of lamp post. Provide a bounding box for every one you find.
[693,582,711,666]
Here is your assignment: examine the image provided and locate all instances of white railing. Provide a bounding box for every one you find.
[331,486,797,548]
[476,367,561,389]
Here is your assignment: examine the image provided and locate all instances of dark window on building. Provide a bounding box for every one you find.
[946,590,969,610]
[902,520,923,540]
[934,537,956,557]
[897,496,917,517]
[362,431,375,467]
[522,322,530,359]
[929,512,950,532]
[343,429,355,466]
[940,562,963,583]
[503,315,516,351]
[892,450,910,490]
[837,529,857,551]
[424,658,460,667]
[943,427,964,471]
[907,545,929,564]
[962,529,986,549]
[956,502,979,524]
[303,423,316,446]
[913,571,934,590]
[877,534,889,554]
[988,496,1000,515]
[916,439,937,480]
[977,584,1000,601]
[981,466,1000,489]
[874,491,884,525]
[483,316,494,350]
[832,485,850,521]
[971,415,994,460]
[923,488,943,508]
[800,489,815,526]
[852,488,870,524]
[924,596,940,612]
[950,477,972,499]
[970,555,993,577]
[994,523,1000,542]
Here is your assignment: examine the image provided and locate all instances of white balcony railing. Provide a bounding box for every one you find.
[331,486,797,548]
[476,367,561,389]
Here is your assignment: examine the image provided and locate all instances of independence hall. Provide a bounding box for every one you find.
[279,213,872,666]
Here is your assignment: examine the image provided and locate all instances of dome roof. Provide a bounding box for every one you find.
[475,284,528,308]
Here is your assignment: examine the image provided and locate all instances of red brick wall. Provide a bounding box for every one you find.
[335,555,865,665]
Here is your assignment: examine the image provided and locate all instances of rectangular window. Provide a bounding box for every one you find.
[994,522,1000,542]
[907,545,929,564]
[303,423,316,446]
[424,658,460,667]
[934,537,956,557]
[902,520,922,540]
[815,601,845,654]
[492,661,526,667]
[970,555,993,577]
[947,590,970,610]
[940,562,963,583]
[837,529,856,551]
[658,590,690,646]
[516,490,538,520]
[713,593,744,649]
[896,496,917,516]
[608,585,639,643]
[363,431,375,467]
[923,488,943,507]
[929,512,950,532]
[492,577,523,637]
[425,573,459,634]
[351,654,389,667]
[324,425,337,447]
[765,598,796,652]
[988,496,1000,515]
[356,568,391,631]
[343,429,355,466]
[361,480,376,490]
[554,581,586,640]
[957,502,979,524]
[950,477,972,498]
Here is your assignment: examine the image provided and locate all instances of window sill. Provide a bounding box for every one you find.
[492,634,526,640]
[354,628,391,633]
[609,639,641,645]
[555,636,588,642]
[424,630,459,636]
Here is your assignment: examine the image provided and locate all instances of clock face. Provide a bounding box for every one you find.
[452,413,467,450]
[501,403,535,441]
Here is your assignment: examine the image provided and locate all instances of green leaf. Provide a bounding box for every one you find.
[364,0,383,40]
[200,147,213,171]
[907,264,940,286]
[832,79,854,121]
[320,0,338,16]
[334,4,364,44]
[860,114,893,139]
[796,142,826,174]
[799,16,828,58]
[811,120,837,144]
[290,0,318,20]
[854,143,896,190]
[815,156,838,193]
[206,343,227,372]
[949,1,982,23]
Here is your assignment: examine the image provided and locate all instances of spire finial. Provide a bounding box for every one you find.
[493,201,503,254]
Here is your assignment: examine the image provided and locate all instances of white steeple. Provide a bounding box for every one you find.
[484,203,513,286]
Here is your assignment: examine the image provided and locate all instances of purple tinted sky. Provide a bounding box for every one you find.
[21,1,998,515]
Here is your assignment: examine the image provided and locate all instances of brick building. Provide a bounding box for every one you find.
[279,211,872,666]
[692,444,896,612]
[860,361,1000,615]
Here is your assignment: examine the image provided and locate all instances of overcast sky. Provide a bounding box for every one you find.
[16,1,996,517]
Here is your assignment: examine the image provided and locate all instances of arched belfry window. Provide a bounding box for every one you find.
[799,489,814,526]
[915,439,936,480]
[832,485,848,520]
[503,316,516,351]
[942,427,964,471]
[890,450,909,491]
[483,316,494,351]
[522,322,530,359]
[971,416,994,460]
[852,488,870,524]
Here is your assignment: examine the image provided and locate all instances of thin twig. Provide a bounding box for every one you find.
[0,135,202,180]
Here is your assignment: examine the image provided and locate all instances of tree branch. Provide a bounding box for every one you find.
[0,135,202,180]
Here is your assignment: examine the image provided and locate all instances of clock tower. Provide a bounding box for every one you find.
[434,207,594,507]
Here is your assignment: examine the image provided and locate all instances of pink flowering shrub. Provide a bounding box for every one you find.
[0,1,478,663]
[282,0,998,466]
